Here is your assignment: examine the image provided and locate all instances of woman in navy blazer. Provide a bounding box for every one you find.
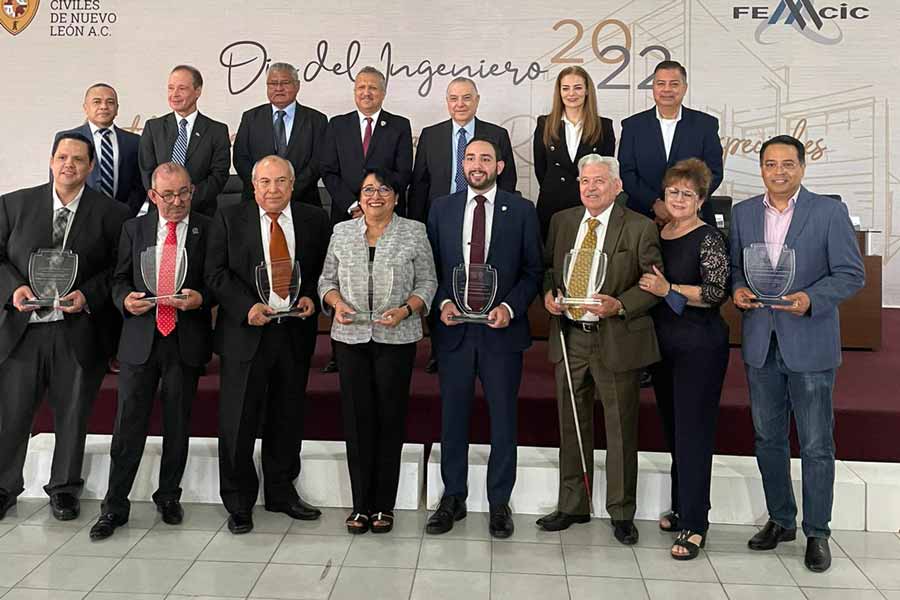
[533,66,615,241]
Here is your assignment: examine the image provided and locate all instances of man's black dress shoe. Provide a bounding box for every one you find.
[426,495,466,535]
[612,519,639,545]
[89,513,128,540]
[157,500,184,525]
[265,497,321,521]
[748,520,796,551]
[49,493,80,521]
[321,358,338,373]
[805,537,832,572]
[227,511,254,534]
[489,504,514,539]
[424,358,438,374]
[0,493,13,521]
[536,511,590,532]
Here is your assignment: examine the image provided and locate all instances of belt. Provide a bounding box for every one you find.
[564,319,601,333]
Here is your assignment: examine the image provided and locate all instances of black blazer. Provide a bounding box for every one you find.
[233,102,328,208]
[533,115,616,240]
[138,112,231,216]
[112,211,213,367]
[320,109,413,224]
[427,189,543,355]
[204,201,330,362]
[0,183,130,368]
[617,106,723,224]
[54,123,146,214]
[408,118,517,223]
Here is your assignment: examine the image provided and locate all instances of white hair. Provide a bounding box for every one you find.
[268,62,299,83]
[577,154,620,179]
[251,155,295,180]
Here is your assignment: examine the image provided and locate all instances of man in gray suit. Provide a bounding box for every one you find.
[730,135,864,573]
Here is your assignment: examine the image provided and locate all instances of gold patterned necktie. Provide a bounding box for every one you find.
[567,218,600,320]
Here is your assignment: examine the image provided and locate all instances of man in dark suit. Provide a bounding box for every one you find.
[425,138,543,539]
[408,77,517,223]
[537,155,662,545]
[320,66,413,224]
[205,155,330,534]
[0,132,130,521]
[139,65,231,216]
[618,60,723,226]
[89,162,213,540]
[54,83,145,214]
[233,61,328,208]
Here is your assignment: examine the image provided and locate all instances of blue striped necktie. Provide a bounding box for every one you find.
[98,128,115,198]
[454,128,467,193]
[171,118,188,165]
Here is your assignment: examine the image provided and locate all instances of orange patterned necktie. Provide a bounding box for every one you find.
[567,218,599,320]
[267,212,291,300]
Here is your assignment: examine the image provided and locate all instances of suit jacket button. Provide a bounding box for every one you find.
[550,146,555,151]
[592,147,597,151]
[554,162,560,167]
[560,177,566,182]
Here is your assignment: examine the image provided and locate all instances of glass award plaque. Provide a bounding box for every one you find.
[450,263,498,323]
[557,249,608,306]
[255,259,302,317]
[140,246,188,303]
[22,249,78,307]
[347,264,395,323]
[743,243,796,306]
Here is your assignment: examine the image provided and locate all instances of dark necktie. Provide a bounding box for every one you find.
[274,110,287,157]
[362,117,373,157]
[171,118,188,165]
[454,128,467,194]
[467,195,487,311]
[98,128,115,198]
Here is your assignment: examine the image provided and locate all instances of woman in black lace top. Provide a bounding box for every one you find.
[638,158,730,560]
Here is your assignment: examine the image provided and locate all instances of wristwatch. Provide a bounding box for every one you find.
[401,303,413,318]
[616,300,626,318]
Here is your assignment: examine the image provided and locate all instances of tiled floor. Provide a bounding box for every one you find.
[0,499,898,599]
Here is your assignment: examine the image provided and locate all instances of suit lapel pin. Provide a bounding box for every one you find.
[191,227,199,235]
[194,132,201,137]
[501,205,508,212]
[380,120,386,127]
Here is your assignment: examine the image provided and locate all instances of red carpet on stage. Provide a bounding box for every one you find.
[33,309,900,462]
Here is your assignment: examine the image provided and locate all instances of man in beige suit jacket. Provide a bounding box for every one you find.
[537,154,662,545]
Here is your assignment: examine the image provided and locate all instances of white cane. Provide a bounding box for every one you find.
[558,324,594,515]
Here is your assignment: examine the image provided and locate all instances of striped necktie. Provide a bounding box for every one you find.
[171,118,188,166]
[98,128,115,198]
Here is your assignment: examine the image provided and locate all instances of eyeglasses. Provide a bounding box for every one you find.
[153,188,192,204]
[361,185,394,198]
[664,187,698,200]
[266,80,296,88]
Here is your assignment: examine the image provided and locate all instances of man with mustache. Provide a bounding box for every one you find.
[425,138,542,539]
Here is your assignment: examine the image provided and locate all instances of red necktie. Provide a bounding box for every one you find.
[467,195,487,312]
[362,117,373,157]
[268,212,291,299]
[156,221,178,336]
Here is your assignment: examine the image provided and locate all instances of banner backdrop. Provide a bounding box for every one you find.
[3,0,899,304]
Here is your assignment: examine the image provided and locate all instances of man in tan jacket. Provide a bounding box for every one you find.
[537,154,662,544]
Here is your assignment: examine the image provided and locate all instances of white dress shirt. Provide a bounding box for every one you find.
[565,205,613,322]
[89,121,119,196]
[259,203,296,310]
[656,106,682,160]
[561,115,582,163]
[272,102,296,143]
[30,186,84,324]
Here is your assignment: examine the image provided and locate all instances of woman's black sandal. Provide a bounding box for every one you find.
[346,512,369,534]
[659,511,679,532]
[370,511,394,533]
[671,529,706,560]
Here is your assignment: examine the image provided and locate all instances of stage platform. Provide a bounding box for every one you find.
[32,309,900,462]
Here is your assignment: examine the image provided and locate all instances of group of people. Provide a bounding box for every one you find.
[0,58,864,574]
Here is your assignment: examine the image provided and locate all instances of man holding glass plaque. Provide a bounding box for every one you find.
[425,138,542,539]
[730,135,864,572]
[205,155,330,534]
[0,132,129,521]
[539,155,662,545]
[89,163,212,539]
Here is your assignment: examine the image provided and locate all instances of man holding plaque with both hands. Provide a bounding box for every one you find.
[540,154,662,545]
[205,155,330,534]
[89,162,213,540]
[0,132,130,521]
[730,135,864,572]
[425,138,542,539]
